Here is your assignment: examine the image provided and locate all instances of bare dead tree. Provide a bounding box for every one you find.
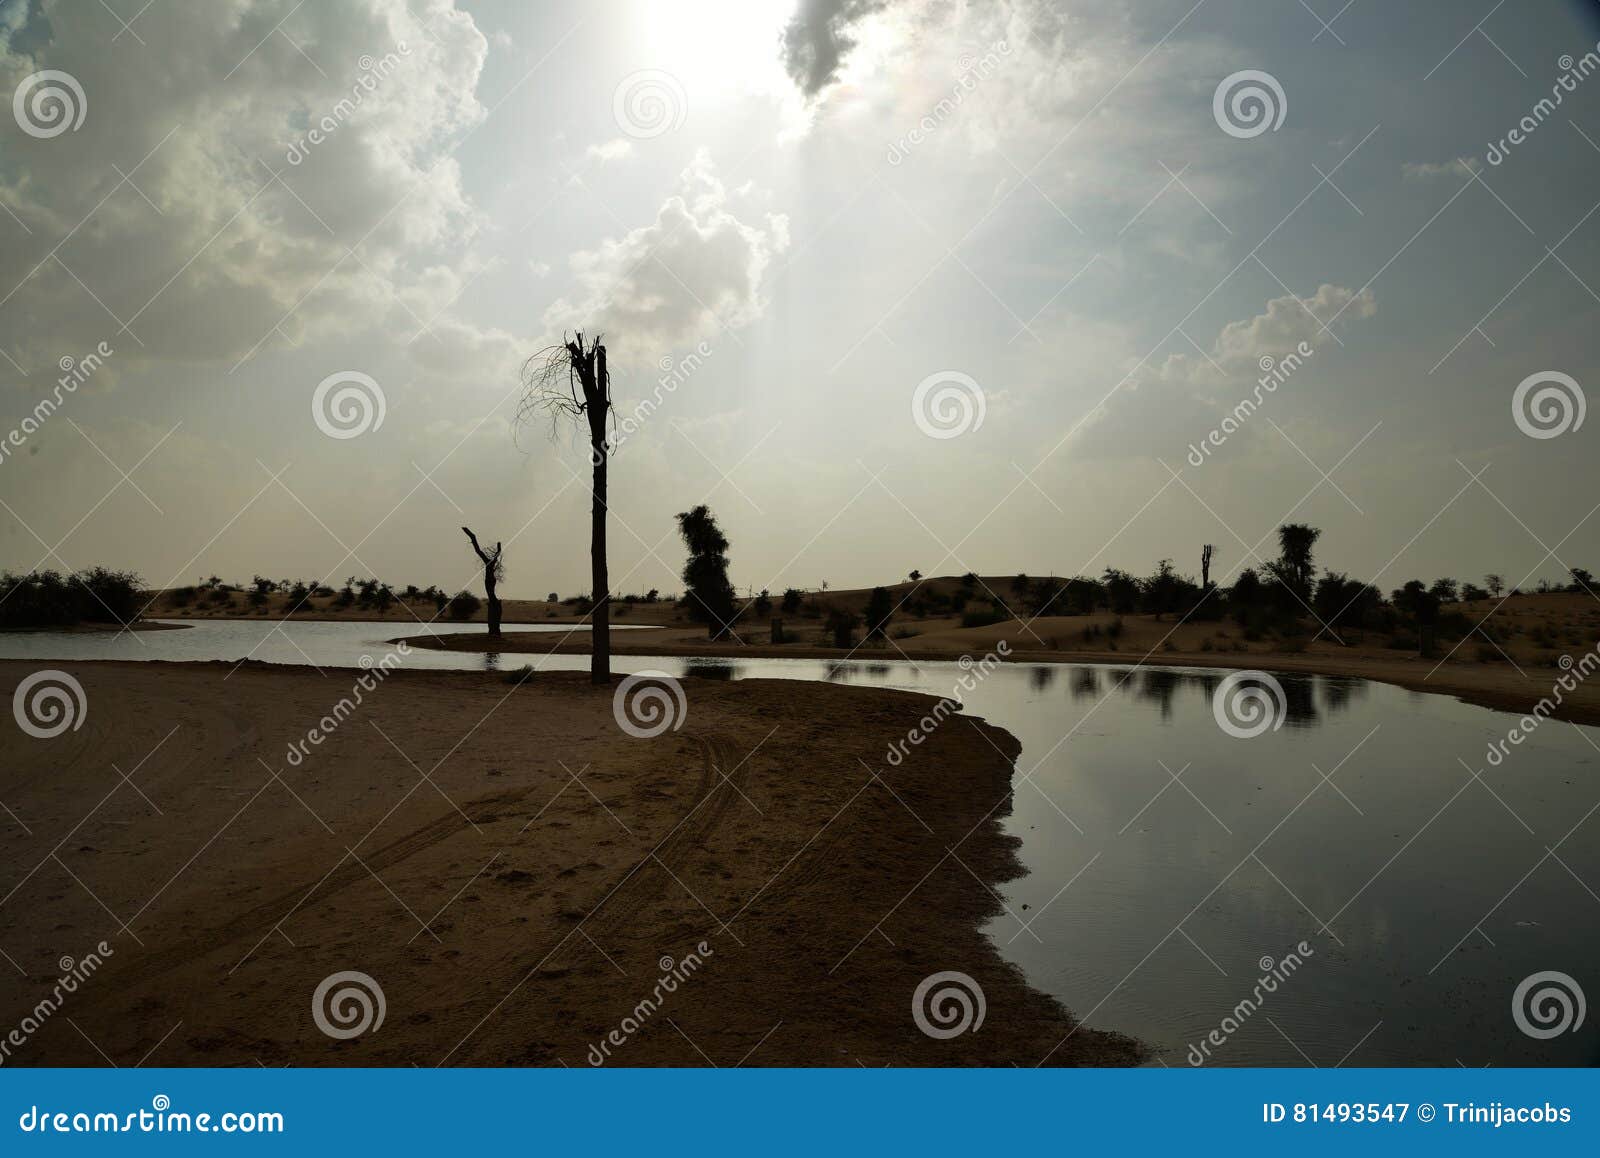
[460,526,504,637]
[520,332,612,683]
[1201,544,1215,590]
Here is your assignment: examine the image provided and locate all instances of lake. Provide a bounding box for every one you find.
[2,617,1596,1066]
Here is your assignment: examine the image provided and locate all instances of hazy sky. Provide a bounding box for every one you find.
[2,0,1598,602]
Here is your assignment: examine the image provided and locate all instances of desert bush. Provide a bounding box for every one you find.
[448,590,482,620]
[960,606,1008,629]
[0,567,143,627]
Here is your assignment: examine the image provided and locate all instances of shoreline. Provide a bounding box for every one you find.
[399,629,1600,728]
[0,659,1143,1067]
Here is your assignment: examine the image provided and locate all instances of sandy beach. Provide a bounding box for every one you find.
[0,659,1142,1067]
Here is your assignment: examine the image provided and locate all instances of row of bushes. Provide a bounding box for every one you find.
[0,568,143,628]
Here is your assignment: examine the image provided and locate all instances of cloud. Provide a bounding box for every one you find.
[542,154,789,360]
[585,138,634,163]
[1073,284,1379,460]
[781,0,886,97]
[0,0,489,370]
[1402,157,1480,180]
[1211,284,1376,364]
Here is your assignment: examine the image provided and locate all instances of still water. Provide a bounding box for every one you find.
[3,618,1596,1066]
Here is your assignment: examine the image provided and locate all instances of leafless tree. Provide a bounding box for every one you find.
[521,332,613,683]
[1201,544,1215,590]
[460,526,503,637]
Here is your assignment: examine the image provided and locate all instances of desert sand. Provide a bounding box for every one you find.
[0,660,1142,1067]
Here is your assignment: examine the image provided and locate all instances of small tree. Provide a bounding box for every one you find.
[781,587,803,614]
[1271,523,1321,603]
[447,590,482,621]
[1201,544,1215,590]
[865,586,893,641]
[908,569,922,582]
[1101,567,1140,614]
[461,526,505,637]
[1485,573,1505,600]
[826,607,859,648]
[676,505,736,639]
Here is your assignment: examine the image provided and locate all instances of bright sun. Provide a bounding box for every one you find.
[634,0,798,99]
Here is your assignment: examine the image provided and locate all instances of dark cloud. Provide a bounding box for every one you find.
[780,0,885,97]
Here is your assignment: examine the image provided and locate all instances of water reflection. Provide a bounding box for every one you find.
[1081,665,1325,728]
[1029,665,1057,692]
[682,660,743,681]
[1319,674,1367,715]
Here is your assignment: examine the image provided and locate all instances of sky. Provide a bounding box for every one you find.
[1,0,1598,603]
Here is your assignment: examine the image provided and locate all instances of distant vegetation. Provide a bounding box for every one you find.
[0,567,143,629]
[4,515,1592,663]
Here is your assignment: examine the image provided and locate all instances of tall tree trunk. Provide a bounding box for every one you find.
[589,408,610,685]
[484,567,501,637]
